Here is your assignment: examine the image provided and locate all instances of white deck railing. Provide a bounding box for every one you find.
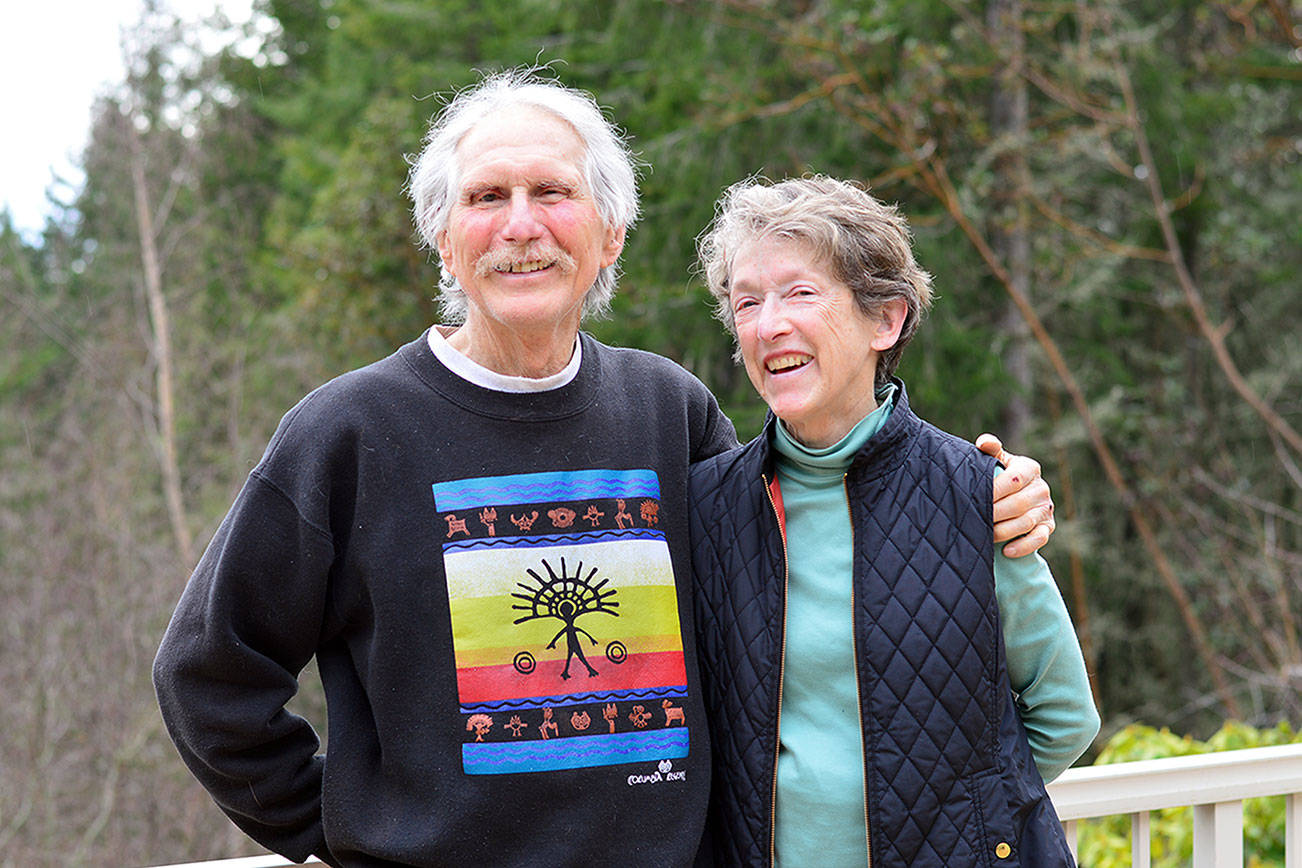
[149,744,1302,868]
[1047,742,1302,866]
[151,856,320,868]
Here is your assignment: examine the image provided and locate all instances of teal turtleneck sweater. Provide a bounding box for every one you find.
[771,384,1096,867]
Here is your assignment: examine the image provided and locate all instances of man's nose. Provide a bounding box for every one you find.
[501,190,544,242]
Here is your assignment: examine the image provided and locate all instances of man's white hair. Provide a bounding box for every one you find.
[408,69,640,323]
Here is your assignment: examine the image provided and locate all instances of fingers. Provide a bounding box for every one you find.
[994,475,1052,525]
[993,499,1055,541]
[988,444,1056,557]
[975,433,1004,459]
[993,459,1046,514]
[1001,518,1054,558]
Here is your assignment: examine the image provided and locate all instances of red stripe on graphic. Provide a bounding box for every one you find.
[456,650,687,703]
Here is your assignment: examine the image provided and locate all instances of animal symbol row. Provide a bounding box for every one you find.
[465,700,686,742]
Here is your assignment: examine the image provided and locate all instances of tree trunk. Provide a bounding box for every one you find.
[987,0,1032,447]
[130,124,194,567]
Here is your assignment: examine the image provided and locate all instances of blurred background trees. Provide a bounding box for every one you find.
[0,0,1297,862]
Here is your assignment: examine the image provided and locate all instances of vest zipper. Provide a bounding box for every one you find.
[762,472,790,868]
[845,474,873,868]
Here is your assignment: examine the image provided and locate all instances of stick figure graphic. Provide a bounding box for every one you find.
[511,557,620,681]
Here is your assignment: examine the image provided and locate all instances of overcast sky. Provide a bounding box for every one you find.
[1,0,255,239]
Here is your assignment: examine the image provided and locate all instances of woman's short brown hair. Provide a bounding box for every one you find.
[697,175,933,387]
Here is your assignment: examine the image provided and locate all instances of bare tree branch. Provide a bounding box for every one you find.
[1262,0,1301,48]
[1192,467,1302,526]
[1115,62,1302,458]
[1028,194,1172,262]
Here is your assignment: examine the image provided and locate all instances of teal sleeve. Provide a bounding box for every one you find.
[992,474,1100,781]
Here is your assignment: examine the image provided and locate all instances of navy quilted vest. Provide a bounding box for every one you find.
[689,382,1073,867]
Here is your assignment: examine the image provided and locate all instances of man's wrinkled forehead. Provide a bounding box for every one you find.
[453,104,588,180]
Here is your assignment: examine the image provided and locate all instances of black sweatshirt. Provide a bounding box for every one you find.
[154,331,738,866]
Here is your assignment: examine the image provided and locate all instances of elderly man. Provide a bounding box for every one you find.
[153,71,1054,867]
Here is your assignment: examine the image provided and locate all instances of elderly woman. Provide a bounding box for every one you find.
[688,176,1098,867]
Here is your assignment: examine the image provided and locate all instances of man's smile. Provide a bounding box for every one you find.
[495,259,554,274]
[473,243,575,279]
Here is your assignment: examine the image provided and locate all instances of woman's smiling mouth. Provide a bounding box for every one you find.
[767,353,812,374]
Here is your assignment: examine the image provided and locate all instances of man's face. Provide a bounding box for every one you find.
[437,107,625,345]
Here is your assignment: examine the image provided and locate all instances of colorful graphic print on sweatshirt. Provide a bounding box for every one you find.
[432,469,690,775]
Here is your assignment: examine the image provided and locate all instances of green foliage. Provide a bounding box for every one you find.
[1077,722,1302,867]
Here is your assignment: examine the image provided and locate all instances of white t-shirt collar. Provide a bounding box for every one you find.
[427,326,582,393]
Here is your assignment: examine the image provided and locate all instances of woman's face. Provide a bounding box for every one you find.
[728,236,903,448]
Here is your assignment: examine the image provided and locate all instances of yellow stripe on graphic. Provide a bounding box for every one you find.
[449,583,683,656]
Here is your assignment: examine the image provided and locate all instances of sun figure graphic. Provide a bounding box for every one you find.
[511,557,620,680]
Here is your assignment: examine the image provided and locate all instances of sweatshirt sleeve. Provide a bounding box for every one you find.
[153,470,339,866]
[690,384,741,463]
[992,516,1100,782]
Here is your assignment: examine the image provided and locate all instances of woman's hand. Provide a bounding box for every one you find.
[977,433,1056,558]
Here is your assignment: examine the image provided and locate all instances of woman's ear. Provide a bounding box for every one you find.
[870,298,908,352]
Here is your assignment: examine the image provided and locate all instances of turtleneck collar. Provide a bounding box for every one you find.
[772,382,899,480]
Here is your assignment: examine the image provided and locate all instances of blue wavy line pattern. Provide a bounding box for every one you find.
[463,729,689,774]
[433,469,661,510]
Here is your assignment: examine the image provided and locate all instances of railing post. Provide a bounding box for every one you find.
[1131,810,1151,868]
[1192,800,1242,868]
[1287,793,1302,868]
[1063,819,1078,861]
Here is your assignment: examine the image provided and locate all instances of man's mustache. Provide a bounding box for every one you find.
[474,244,576,277]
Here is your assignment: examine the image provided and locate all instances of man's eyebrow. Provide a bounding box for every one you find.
[459,178,578,198]
[459,182,513,205]
[535,178,578,191]
[460,181,500,197]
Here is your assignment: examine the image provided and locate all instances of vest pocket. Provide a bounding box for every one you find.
[961,767,1020,867]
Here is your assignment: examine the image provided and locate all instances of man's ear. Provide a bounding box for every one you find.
[435,230,456,277]
[870,298,908,351]
[601,223,628,267]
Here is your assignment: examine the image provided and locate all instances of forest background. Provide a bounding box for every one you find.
[0,0,1298,863]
